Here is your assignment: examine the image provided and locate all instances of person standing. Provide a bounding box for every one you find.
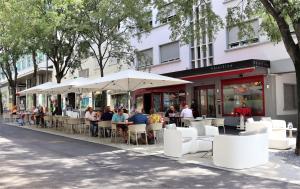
[180,104,193,118]
[85,107,99,137]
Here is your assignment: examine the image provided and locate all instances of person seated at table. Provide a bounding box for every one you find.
[165,105,177,124]
[180,104,193,118]
[112,109,127,140]
[35,106,45,126]
[148,108,162,144]
[11,105,18,115]
[128,108,148,124]
[101,106,113,121]
[149,108,161,124]
[123,108,129,120]
[128,108,148,144]
[85,107,99,137]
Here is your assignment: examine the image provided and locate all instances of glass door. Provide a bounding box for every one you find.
[153,93,162,113]
[194,85,216,117]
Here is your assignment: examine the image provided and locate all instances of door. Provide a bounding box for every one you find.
[194,85,216,117]
[143,93,152,114]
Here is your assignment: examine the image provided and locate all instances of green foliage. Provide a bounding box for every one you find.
[155,0,223,44]
[79,0,152,76]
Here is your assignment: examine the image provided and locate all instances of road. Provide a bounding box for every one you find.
[0,124,298,189]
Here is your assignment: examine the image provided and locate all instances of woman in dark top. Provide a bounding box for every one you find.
[165,105,177,124]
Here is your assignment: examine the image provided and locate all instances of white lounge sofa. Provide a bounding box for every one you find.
[213,131,269,169]
[164,126,214,158]
[246,119,296,150]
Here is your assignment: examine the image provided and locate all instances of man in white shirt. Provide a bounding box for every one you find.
[85,107,99,137]
[180,104,193,118]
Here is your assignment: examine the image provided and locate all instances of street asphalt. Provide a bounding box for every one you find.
[0,123,299,189]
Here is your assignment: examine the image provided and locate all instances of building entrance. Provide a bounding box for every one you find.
[194,85,216,117]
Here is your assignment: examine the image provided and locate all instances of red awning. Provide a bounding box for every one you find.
[180,67,255,81]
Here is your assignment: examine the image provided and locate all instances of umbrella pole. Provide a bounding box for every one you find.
[127,91,131,113]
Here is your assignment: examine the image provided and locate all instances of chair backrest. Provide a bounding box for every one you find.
[84,119,90,126]
[44,116,50,121]
[181,118,193,126]
[67,118,80,125]
[151,122,163,131]
[111,123,117,130]
[202,119,212,126]
[212,118,224,126]
[99,121,111,128]
[128,124,146,133]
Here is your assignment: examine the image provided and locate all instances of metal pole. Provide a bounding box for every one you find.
[46,55,49,108]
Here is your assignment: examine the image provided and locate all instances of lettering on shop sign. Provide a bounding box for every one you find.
[164,59,270,78]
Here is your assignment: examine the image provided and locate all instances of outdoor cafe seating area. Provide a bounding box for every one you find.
[3,110,297,170]
[4,69,298,170]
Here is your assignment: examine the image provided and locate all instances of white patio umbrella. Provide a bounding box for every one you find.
[41,77,93,94]
[77,69,192,109]
[19,82,57,95]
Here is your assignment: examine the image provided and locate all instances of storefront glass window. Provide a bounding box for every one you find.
[111,94,127,109]
[163,91,186,112]
[222,77,264,116]
[153,94,161,112]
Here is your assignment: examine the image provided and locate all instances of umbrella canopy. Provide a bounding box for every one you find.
[77,69,192,91]
[19,82,57,95]
[42,77,93,94]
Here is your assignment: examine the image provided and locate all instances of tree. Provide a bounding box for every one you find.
[29,0,88,114]
[79,0,152,106]
[13,0,44,107]
[155,0,300,155]
[0,0,26,107]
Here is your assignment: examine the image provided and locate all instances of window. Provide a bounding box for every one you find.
[222,76,264,116]
[162,90,186,112]
[284,84,297,110]
[227,19,260,49]
[190,1,214,68]
[79,69,89,78]
[159,4,176,25]
[160,41,180,63]
[137,48,153,68]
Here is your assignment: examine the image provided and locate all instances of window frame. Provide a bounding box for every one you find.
[159,41,180,64]
[136,48,153,69]
[226,19,260,49]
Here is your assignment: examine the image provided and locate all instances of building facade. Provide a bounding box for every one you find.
[129,0,297,126]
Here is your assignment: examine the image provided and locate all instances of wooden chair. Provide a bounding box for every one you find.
[111,123,119,143]
[150,122,163,144]
[66,118,81,134]
[84,119,91,136]
[128,124,147,145]
[98,121,111,137]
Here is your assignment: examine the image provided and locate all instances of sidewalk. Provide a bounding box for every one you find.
[5,122,300,185]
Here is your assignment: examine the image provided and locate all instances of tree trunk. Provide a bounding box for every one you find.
[32,50,38,107]
[56,74,62,115]
[11,86,17,106]
[0,92,3,114]
[295,61,300,155]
